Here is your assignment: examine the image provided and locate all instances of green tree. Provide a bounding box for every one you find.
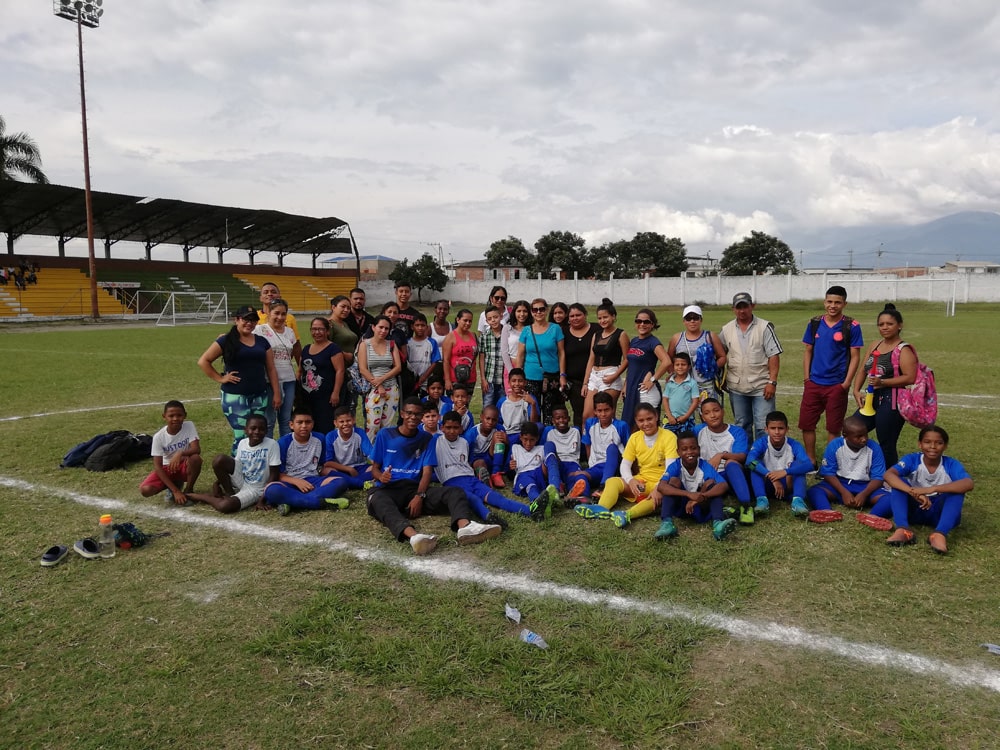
[532,230,591,278]
[720,230,797,276]
[587,240,630,279]
[388,252,449,303]
[0,115,49,183]
[628,232,688,277]
[484,236,531,270]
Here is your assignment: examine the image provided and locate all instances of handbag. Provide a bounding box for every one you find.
[347,341,373,395]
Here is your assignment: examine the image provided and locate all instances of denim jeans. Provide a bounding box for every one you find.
[729,390,774,444]
[266,380,298,437]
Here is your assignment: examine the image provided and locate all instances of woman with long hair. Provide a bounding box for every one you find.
[515,298,567,424]
[253,297,300,437]
[357,314,402,441]
[501,299,531,393]
[442,308,479,395]
[581,298,630,421]
[548,302,569,329]
[299,317,346,434]
[430,299,453,345]
[477,285,510,335]
[563,303,599,429]
[198,305,281,453]
[620,308,671,431]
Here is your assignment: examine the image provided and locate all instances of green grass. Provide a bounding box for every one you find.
[1,302,999,748]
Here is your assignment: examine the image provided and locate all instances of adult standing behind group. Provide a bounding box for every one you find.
[717,293,782,443]
[667,304,727,405]
[198,305,281,454]
[620,308,671,431]
[477,286,510,335]
[345,287,376,340]
[581,298,630,421]
[253,297,300,437]
[299,317,345,434]
[328,295,359,406]
[357,314,402,442]
[516,298,568,425]
[430,299,453,345]
[500,300,531,392]
[563,303,599,430]
[442,309,479,395]
[257,281,300,341]
[852,303,917,466]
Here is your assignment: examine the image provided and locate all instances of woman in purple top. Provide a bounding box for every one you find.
[620,308,671,431]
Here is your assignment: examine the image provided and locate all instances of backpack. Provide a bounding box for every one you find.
[890,344,938,428]
[83,432,153,472]
[807,315,854,349]
[61,429,131,468]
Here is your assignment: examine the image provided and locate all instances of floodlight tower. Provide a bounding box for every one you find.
[53,0,105,319]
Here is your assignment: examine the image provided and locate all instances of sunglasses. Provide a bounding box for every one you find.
[493,295,507,301]
[532,307,547,313]
[684,315,701,321]
[634,318,652,325]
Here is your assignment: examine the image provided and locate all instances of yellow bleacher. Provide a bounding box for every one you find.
[0,268,129,318]
[234,273,355,313]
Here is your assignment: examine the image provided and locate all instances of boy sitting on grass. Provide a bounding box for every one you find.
[497,368,539,450]
[140,399,203,506]
[542,405,588,504]
[263,409,350,515]
[694,398,753,524]
[509,421,559,521]
[448,382,475,432]
[187,413,280,513]
[746,410,813,517]
[655,432,736,542]
[579,391,631,501]
[464,405,509,488]
[322,405,374,490]
[806,416,888,511]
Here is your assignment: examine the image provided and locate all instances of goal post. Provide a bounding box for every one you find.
[131,291,229,326]
[845,276,957,316]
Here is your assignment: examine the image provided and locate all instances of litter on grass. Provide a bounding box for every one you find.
[981,643,1000,656]
[519,629,548,649]
[505,603,521,624]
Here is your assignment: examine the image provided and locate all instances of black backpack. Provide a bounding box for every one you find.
[807,315,854,349]
[80,433,153,472]
[61,430,131,469]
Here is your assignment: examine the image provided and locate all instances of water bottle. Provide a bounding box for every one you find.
[98,514,116,558]
[494,434,506,455]
[519,628,548,649]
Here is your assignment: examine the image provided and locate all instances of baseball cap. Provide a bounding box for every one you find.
[732,292,753,307]
[234,305,258,320]
[682,304,703,318]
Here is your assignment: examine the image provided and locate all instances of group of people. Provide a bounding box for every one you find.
[168,280,971,555]
[1,259,38,289]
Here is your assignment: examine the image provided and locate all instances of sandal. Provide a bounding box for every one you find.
[928,532,948,555]
[40,545,69,567]
[73,538,101,559]
[885,527,916,546]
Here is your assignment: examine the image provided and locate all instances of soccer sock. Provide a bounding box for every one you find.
[601,445,622,486]
[598,477,625,510]
[491,445,506,473]
[486,489,531,517]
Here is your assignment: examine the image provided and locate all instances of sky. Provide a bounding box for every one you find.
[3,0,1000,268]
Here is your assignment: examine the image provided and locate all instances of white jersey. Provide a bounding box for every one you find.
[584,420,627,466]
[328,430,367,466]
[431,435,475,483]
[407,337,439,377]
[283,435,323,479]
[499,397,533,435]
[544,426,581,463]
[234,437,281,488]
[511,444,544,477]
[678,462,707,492]
[831,443,875,482]
[762,440,795,471]
[151,421,199,462]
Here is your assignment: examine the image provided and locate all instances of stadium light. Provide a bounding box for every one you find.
[53,0,105,319]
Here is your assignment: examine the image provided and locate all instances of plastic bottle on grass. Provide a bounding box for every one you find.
[519,628,548,649]
[98,514,115,558]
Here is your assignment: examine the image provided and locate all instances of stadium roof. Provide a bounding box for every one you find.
[0,181,355,266]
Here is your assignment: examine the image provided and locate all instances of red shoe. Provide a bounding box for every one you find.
[808,510,843,524]
[857,513,893,532]
[490,472,505,489]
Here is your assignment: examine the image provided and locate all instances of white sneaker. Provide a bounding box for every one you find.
[456,520,502,546]
[409,533,438,555]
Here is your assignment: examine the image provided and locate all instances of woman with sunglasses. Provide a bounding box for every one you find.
[477,285,510,335]
[253,297,301,437]
[300,317,346,434]
[620,309,671,432]
[666,304,727,407]
[515,298,567,425]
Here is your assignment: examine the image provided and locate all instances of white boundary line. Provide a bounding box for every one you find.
[0,397,219,423]
[3,475,999,694]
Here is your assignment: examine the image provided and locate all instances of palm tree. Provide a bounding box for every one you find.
[0,115,49,183]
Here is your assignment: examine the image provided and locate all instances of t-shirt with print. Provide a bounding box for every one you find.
[151,421,199,463]
[428,434,476,483]
[277,433,325,479]
[324,428,372,467]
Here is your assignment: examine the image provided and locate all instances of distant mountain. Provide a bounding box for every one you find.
[789,211,1000,269]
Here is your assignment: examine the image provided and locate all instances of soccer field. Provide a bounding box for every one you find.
[2,302,999,749]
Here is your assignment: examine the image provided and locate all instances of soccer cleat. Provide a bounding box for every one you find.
[857,513,893,531]
[575,503,610,520]
[739,505,755,525]
[566,478,587,499]
[324,497,350,510]
[457,520,502,545]
[491,472,506,489]
[790,497,809,517]
[754,497,770,515]
[484,512,509,531]
[163,489,174,505]
[476,465,491,484]
[712,518,737,541]
[362,479,375,492]
[611,510,630,529]
[276,504,292,516]
[530,486,556,520]
[886,527,916,546]
[654,519,678,540]
[409,533,438,555]
[808,509,843,524]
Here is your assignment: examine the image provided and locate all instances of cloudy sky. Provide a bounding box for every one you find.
[4,1,999,267]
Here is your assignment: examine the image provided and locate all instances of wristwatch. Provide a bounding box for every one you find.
[416,491,427,499]
[767,380,778,386]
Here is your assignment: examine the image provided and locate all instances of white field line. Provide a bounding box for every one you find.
[4,475,1000,694]
[0,398,219,423]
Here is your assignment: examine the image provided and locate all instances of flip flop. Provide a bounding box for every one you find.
[73,538,101,559]
[40,545,69,567]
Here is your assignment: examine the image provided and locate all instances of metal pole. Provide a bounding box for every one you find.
[76,12,100,319]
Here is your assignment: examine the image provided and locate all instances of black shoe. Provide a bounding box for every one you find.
[484,512,509,531]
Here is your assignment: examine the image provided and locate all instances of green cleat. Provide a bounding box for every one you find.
[276,504,292,517]
[575,503,611,520]
[654,519,678,540]
[713,518,737,541]
[611,510,630,529]
[739,505,755,525]
[325,497,350,510]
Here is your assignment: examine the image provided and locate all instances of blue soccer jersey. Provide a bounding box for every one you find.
[803,316,863,385]
[324,427,372,467]
[661,457,724,491]
[694,422,749,469]
[277,432,325,478]
[370,427,432,483]
[582,417,630,466]
[819,437,886,482]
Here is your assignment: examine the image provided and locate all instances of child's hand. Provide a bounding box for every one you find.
[167,455,184,472]
[345,466,358,477]
[772,479,785,499]
[291,477,314,492]
[509,459,517,471]
[685,499,699,515]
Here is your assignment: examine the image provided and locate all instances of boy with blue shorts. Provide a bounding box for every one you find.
[542,406,588,502]
[464,405,508,489]
[694,398,753,524]
[807,416,888,511]
[655,432,736,542]
[497,368,539,452]
[509,421,559,521]
[322,405,374,490]
[746,410,812,517]
[579,392,630,501]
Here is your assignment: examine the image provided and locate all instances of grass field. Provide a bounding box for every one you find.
[2,301,1000,749]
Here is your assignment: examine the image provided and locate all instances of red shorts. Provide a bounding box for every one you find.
[140,461,188,492]
[798,380,849,434]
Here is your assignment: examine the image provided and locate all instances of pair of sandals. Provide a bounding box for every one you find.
[39,539,103,567]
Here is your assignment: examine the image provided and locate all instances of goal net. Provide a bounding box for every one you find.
[130,291,229,326]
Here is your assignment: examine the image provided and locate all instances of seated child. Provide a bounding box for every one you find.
[746,410,812,516]
[322,405,374,490]
[448,382,475,433]
[262,409,350,514]
[807,416,888,511]
[464,405,508,488]
[694,398,753,524]
[662,351,700,433]
[655,432,737,541]
[542,405,588,502]
[420,403,441,435]
[187,413,280,513]
[871,424,974,554]
[579,392,630,500]
[497,368,539,451]
[575,403,678,529]
[431,411,532,523]
[140,399,203,505]
[509,421,559,521]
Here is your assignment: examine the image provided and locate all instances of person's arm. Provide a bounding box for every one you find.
[802,343,813,384]
[478,345,489,391]
[166,438,200,473]
[515,340,526,371]
[265,349,282,408]
[612,330,631,380]
[651,344,671,381]
[500,326,515,374]
[764,353,780,401]
[441,333,455,390]
[581,347,596,396]
[853,349,873,406]
[407,465,434,518]
[665,333,680,375]
[357,341,373,383]
[330,351,345,406]
[844,346,861,390]
[292,339,302,372]
[525,395,540,422]
[678,382,699,422]
[198,341,239,385]
[380,343,402,385]
[710,331,727,370]
[557,339,567,388]
[151,456,183,495]
[875,346,918,389]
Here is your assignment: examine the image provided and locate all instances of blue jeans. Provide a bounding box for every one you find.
[481,381,505,410]
[266,380,297,438]
[729,391,775,444]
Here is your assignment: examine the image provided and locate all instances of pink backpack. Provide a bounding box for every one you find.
[889,343,938,428]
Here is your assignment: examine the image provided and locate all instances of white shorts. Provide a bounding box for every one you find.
[638,381,662,407]
[230,461,266,509]
[588,366,624,392]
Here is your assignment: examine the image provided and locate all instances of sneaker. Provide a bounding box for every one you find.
[723,506,737,520]
[484,512,509,531]
[409,533,438,555]
[456,520,502,546]
[739,505,755,525]
[575,503,610,520]
[276,503,292,517]
[754,497,770,515]
[790,497,809,517]
[566,478,587,499]
[490,472,506,489]
[530,486,556,521]
[163,489,174,505]
[324,497,349,510]
[654,519,678,540]
[476,465,491,484]
[362,479,375,492]
[713,518,737,541]
[611,510,630,529]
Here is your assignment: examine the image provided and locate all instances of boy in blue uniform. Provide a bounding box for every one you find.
[322,405,374,490]
[542,406,588,502]
[799,285,864,466]
[263,409,350,514]
[406,313,442,395]
[464,405,508,488]
[366,397,502,555]
[509,421,559,521]
[448,383,475,433]
[655,432,736,541]
[497,368,539,451]
[694,397,753,524]
[579,392,630,500]
[806,416,888,511]
[746,411,813,516]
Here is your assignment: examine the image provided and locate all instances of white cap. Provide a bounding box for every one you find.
[682,305,703,318]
